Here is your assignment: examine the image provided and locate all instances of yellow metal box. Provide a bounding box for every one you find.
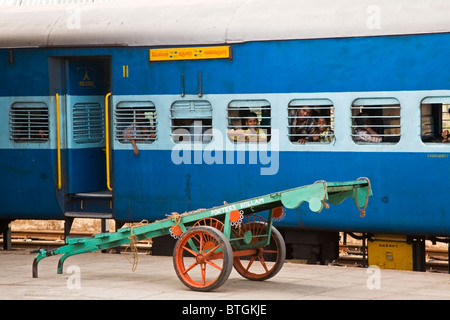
[368,239,413,271]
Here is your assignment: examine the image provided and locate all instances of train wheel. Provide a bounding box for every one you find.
[173,226,233,291]
[233,222,286,281]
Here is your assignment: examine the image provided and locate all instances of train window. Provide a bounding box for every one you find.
[227,100,271,143]
[115,101,157,143]
[420,97,450,143]
[288,99,334,144]
[9,102,49,143]
[171,100,212,143]
[351,98,401,144]
[73,103,104,144]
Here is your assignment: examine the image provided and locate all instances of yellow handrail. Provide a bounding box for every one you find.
[105,92,113,191]
[56,93,61,190]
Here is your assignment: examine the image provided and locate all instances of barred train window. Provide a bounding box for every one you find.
[10,102,49,142]
[73,103,104,144]
[288,99,334,143]
[227,100,271,143]
[351,98,401,144]
[171,100,212,143]
[420,97,450,143]
[115,101,157,143]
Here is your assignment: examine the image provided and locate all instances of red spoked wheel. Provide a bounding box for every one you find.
[192,217,224,231]
[173,226,233,291]
[233,221,286,281]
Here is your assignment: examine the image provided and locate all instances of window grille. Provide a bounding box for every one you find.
[288,99,334,143]
[420,97,450,143]
[73,103,104,144]
[227,100,271,143]
[9,102,49,143]
[115,102,157,143]
[351,98,401,144]
[171,100,212,143]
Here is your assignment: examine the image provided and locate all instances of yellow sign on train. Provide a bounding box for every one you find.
[150,46,231,61]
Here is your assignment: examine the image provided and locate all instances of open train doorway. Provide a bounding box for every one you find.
[50,56,112,194]
[65,57,111,194]
[48,56,113,236]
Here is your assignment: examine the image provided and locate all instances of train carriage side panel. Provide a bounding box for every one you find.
[110,33,450,237]
[0,49,62,218]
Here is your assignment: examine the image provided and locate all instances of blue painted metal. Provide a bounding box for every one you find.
[110,150,449,236]
[0,149,62,218]
[1,33,450,97]
[67,147,106,193]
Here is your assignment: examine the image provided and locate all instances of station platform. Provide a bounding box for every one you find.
[1,249,450,302]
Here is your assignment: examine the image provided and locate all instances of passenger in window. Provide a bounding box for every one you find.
[354,113,382,143]
[123,111,155,155]
[35,128,49,140]
[442,130,450,143]
[239,108,251,122]
[227,112,267,142]
[316,117,334,142]
[31,111,49,140]
[291,106,317,144]
[440,107,450,143]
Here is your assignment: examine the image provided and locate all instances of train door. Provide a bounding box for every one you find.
[63,57,111,193]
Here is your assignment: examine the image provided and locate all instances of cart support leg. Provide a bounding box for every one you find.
[32,258,39,278]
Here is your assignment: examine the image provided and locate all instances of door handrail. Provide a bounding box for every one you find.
[105,92,113,191]
[56,93,62,190]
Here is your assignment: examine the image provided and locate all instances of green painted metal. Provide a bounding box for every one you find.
[32,178,372,278]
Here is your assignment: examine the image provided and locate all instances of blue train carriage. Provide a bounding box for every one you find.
[1,0,450,269]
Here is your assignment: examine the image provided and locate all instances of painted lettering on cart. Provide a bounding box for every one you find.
[210,198,265,216]
[238,198,265,209]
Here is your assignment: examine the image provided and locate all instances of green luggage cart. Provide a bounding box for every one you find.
[32,178,372,291]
